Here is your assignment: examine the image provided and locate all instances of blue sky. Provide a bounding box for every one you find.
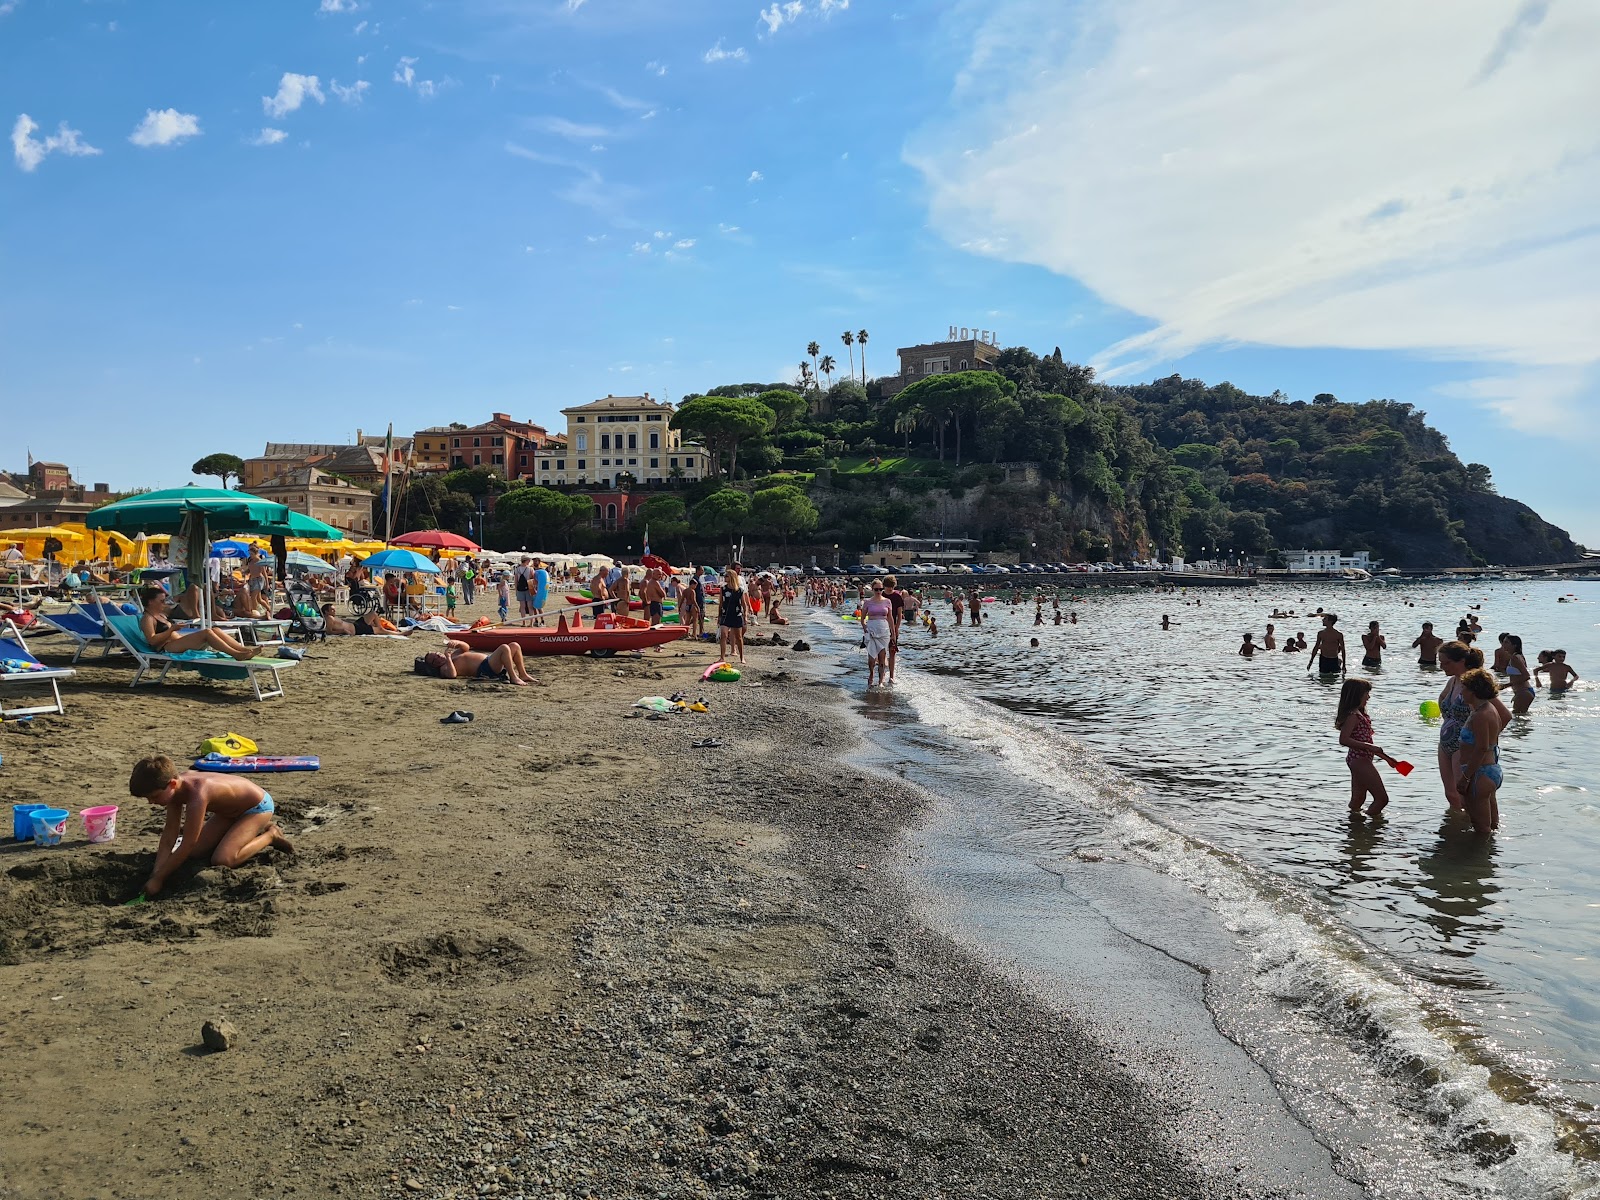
[4,0,1596,544]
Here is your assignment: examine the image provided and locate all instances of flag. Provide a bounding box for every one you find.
[642,525,650,559]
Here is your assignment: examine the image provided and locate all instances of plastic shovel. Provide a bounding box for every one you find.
[1392,760,1415,777]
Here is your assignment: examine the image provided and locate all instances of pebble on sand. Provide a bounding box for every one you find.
[201,1019,240,1052]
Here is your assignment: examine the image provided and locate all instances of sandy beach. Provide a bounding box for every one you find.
[4,599,1314,1200]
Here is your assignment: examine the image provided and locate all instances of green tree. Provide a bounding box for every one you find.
[492,486,592,550]
[819,354,836,387]
[629,495,691,556]
[806,341,821,390]
[692,488,751,542]
[749,484,819,546]
[671,395,776,478]
[440,466,509,497]
[192,452,245,490]
[756,389,807,430]
[895,370,1016,466]
[856,329,869,383]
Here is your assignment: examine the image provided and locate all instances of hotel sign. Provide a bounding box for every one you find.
[949,326,999,346]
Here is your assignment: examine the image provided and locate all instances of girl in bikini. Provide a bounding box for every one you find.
[137,588,257,661]
[1501,634,1535,713]
[1336,678,1398,816]
[1455,668,1505,834]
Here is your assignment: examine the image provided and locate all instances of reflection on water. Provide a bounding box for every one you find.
[873,579,1600,1124]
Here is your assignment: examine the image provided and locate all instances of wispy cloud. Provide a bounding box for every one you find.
[632,241,653,255]
[908,0,1600,434]
[0,1,21,16]
[393,57,418,87]
[590,83,651,112]
[645,60,667,77]
[525,115,614,141]
[393,57,449,98]
[747,169,763,183]
[263,73,324,119]
[760,0,848,34]
[129,108,202,148]
[11,114,100,172]
[319,0,360,11]
[330,79,370,104]
[252,128,288,146]
[703,39,749,64]
[718,223,741,234]
[673,239,696,250]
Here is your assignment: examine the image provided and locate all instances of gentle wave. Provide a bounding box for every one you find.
[865,625,1600,1200]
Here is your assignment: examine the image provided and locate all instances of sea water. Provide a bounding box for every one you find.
[809,579,1600,1199]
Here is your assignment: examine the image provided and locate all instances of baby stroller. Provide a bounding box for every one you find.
[284,582,327,642]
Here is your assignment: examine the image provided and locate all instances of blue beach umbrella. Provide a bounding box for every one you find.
[362,548,442,574]
[210,540,253,559]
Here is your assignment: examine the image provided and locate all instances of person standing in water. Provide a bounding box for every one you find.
[1413,622,1443,666]
[1456,668,1504,834]
[1337,678,1398,817]
[861,580,894,688]
[1308,613,1346,675]
[1501,634,1535,713]
[1536,649,1580,693]
[1361,620,1386,670]
[1239,632,1258,657]
[1263,623,1277,650]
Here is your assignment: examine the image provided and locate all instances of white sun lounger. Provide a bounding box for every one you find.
[0,619,76,719]
[103,614,293,701]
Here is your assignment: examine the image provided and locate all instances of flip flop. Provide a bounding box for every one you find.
[691,737,724,749]
[645,711,670,721]
[440,711,475,724]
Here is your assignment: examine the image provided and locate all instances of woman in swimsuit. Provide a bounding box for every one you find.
[1501,634,1535,713]
[1336,678,1397,816]
[717,565,747,665]
[1360,620,1385,669]
[861,580,894,687]
[1435,641,1479,809]
[1455,668,1504,834]
[137,588,257,661]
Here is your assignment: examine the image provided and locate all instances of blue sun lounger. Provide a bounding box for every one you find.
[0,618,76,719]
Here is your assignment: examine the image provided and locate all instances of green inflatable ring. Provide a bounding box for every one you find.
[709,667,742,682]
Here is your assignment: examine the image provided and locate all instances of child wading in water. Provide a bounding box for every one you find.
[129,755,293,897]
[1336,679,1399,816]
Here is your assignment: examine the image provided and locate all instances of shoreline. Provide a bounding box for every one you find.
[4,601,1340,1199]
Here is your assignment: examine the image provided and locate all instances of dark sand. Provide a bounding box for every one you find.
[2,597,1345,1198]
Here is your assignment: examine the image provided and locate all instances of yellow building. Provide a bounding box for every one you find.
[253,466,374,537]
[532,394,710,487]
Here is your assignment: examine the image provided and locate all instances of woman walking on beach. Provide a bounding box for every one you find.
[718,564,748,665]
[861,579,894,688]
[1456,668,1505,834]
[1337,678,1398,817]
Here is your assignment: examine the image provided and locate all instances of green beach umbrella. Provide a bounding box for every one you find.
[85,485,289,537]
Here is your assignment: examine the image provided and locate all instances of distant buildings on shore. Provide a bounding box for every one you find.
[0,461,115,531]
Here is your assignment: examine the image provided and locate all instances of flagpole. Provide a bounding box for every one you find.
[382,423,395,544]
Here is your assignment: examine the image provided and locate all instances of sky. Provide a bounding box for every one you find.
[3,0,1596,543]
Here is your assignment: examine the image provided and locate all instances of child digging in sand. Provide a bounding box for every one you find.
[129,755,293,897]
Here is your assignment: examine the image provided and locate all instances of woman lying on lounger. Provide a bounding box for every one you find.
[138,587,257,661]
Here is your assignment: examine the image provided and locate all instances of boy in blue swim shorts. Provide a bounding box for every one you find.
[129,755,294,897]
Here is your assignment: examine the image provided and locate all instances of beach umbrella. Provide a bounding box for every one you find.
[286,550,336,573]
[362,548,442,574]
[392,529,481,553]
[210,539,252,559]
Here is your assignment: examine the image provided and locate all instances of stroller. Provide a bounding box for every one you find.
[284,582,327,642]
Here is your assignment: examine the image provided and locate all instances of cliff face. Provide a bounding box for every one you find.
[1449,492,1579,566]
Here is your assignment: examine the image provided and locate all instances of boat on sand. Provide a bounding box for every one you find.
[454,612,686,657]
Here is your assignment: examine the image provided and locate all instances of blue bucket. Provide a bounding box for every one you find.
[30,807,70,847]
[12,803,45,842]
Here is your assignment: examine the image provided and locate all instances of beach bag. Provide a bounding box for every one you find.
[196,733,257,758]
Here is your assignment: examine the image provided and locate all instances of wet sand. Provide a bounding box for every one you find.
[3,596,1330,1199]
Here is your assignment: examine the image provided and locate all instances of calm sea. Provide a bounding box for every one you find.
[811,578,1600,1200]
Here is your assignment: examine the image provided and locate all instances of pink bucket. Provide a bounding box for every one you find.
[81,805,119,844]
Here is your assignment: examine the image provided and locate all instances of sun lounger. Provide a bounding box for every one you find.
[102,614,293,701]
[0,618,76,718]
[33,596,137,662]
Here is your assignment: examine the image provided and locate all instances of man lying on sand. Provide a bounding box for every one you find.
[422,640,542,686]
[129,755,294,898]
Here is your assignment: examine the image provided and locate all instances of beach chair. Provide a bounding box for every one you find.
[32,594,135,662]
[102,614,294,701]
[0,618,76,718]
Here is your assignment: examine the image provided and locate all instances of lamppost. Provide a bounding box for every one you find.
[832,542,839,567]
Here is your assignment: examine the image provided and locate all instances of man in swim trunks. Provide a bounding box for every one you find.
[1413,622,1443,666]
[1536,649,1580,692]
[1263,623,1277,650]
[641,568,666,625]
[1307,613,1345,675]
[130,754,293,897]
[429,639,541,686]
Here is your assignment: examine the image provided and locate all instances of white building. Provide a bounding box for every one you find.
[532,394,712,487]
[1283,549,1375,572]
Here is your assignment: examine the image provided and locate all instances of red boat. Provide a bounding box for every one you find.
[453,612,686,657]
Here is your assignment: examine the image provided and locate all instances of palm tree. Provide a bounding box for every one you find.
[893,408,918,449]
[841,330,855,386]
[856,329,868,385]
[798,362,814,393]
[819,354,836,387]
[806,340,821,391]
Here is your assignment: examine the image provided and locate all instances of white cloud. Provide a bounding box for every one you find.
[393,57,417,87]
[673,239,696,249]
[252,128,288,146]
[354,21,368,35]
[393,57,448,98]
[759,2,804,35]
[319,0,359,11]
[11,114,100,171]
[645,60,667,77]
[909,0,1600,433]
[566,0,588,9]
[263,73,324,119]
[747,169,763,183]
[819,0,849,11]
[703,39,748,64]
[632,241,653,254]
[718,223,741,234]
[527,115,613,141]
[0,1,21,16]
[129,108,202,148]
[330,79,370,104]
